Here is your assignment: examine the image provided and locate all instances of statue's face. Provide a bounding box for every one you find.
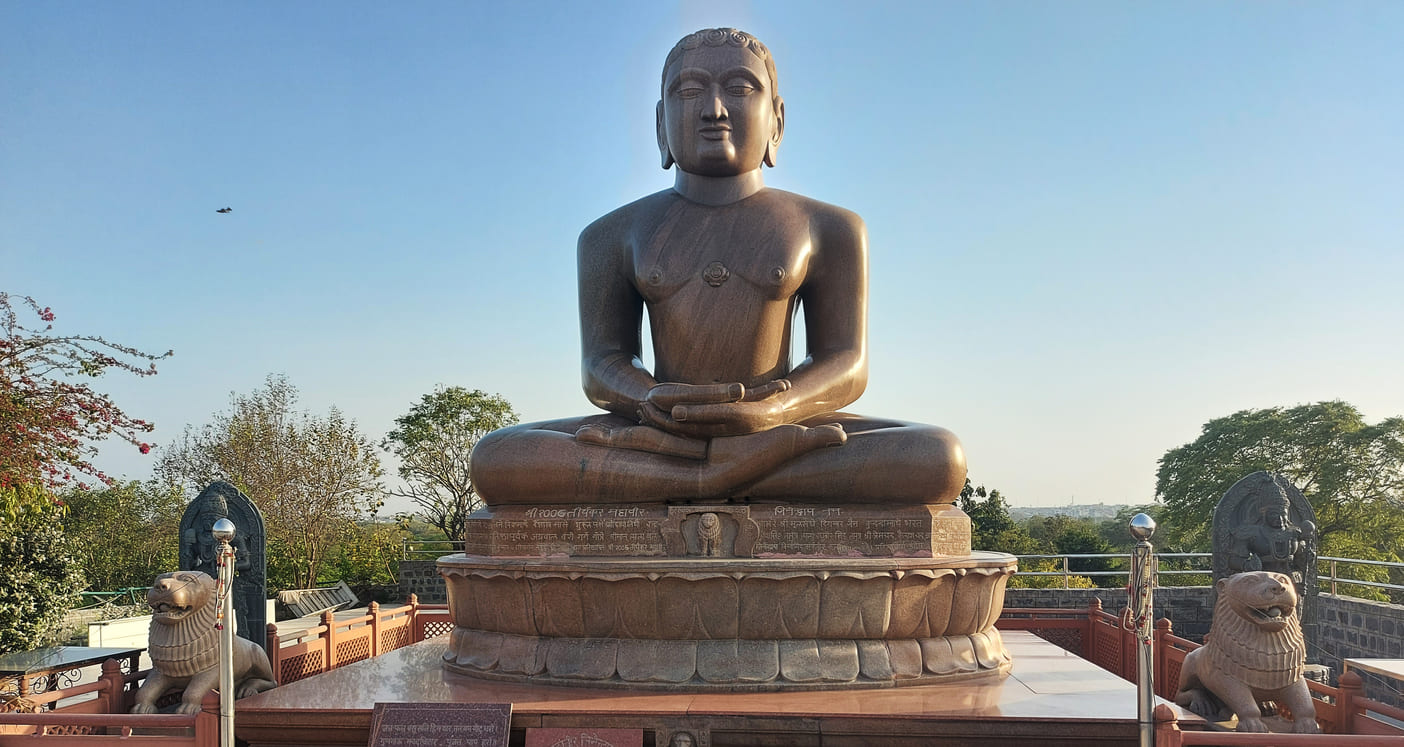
[661,43,779,177]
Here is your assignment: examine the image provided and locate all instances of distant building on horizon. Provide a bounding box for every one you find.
[1010,503,1128,521]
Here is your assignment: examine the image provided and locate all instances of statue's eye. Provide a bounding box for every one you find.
[677,84,705,99]
[725,82,756,96]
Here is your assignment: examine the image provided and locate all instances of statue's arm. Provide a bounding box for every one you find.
[578,216,656,418]
[783,208,869,420]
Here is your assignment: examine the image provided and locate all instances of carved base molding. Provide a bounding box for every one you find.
[443,628,1010,690]
[439,554,1017,690]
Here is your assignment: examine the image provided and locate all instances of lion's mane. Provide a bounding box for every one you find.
[147,575,221,678]
[1201,582,1304,691]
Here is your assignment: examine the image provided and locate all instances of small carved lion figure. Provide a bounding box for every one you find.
[697,513,722,557]
[1174,571,1320,733]
[131,571,277,714]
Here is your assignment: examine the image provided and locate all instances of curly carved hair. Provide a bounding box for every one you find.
[662,28,778,100]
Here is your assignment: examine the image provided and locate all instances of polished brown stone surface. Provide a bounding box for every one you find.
[438,553,1014,689]
[469,28,967,508]
[237,632,1198,746]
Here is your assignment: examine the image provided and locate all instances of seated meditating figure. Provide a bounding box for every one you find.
[472,28,966,505]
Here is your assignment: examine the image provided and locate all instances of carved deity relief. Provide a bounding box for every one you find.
[1211,472,1317,628]
[178,481,267,650]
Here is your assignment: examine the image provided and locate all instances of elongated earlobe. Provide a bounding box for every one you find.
[657,100,674,170]
[764,98,785,168]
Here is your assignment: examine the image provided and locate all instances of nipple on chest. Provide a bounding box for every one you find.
[702,261,730,287]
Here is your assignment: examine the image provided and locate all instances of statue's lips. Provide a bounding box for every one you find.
[150,601,195,620]
[1250,603,1293,628]
[699,126,731,140]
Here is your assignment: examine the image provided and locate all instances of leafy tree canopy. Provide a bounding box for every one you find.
[382,387,517,542]
[1155,401,1404,560]
[60,481,184,592]
[157,374,384,590]
[0,504,83,654]
[0,292,169,501]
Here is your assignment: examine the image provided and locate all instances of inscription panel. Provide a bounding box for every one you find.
[464,504,970,558]
[369,702,511,747]
[525,728,643,747]
[465,506,668,557]
[750,505,969,557]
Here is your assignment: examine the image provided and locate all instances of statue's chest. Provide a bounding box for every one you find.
[630,211,809,304]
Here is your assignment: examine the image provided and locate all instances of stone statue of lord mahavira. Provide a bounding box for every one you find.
[471,28,965,506]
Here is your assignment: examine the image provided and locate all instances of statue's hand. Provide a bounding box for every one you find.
[645,382,746,410]
[639,380,792,437]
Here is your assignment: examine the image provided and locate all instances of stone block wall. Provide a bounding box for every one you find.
[398,560,447,604]
[1314,593,1404,708]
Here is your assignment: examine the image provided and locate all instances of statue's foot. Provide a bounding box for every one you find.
[175,701,203,716]
[698,424,846,496]
[130,702,158,715]
[1292,718,1321,734]
[575,424,707,460]
[237,679,277,698]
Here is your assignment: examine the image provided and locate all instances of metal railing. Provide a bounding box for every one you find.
[401,538,464,560]
[1012,552,1404,596]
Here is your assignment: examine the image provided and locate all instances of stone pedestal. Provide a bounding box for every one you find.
[441,502,1017,691]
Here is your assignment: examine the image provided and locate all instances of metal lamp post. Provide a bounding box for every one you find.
[1128,512,1157,747]
[211,518,236,747]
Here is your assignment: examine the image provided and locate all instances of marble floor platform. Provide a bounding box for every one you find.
[236,631,1198,746]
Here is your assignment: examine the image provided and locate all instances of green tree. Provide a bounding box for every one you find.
[0,504,83,653]
[382,387,518,542]
[957,480,1073,588]
[157,374,385,590]
[1,293,167,651]
[327,520,409,597]
[59,481,184,592]
[1154,402,1404,564]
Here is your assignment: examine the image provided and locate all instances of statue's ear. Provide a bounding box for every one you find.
[656,100,674,170]
[764,97,785,168]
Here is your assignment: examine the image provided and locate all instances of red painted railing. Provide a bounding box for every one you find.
[996,600,1404,742]
[0,597,451,742]
[0,659,217,744]
[264,595,451,686]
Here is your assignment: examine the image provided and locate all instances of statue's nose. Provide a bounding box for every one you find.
[703,90,727,121]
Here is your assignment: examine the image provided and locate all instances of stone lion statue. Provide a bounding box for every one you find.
[131,571,277,714]
[1174,571,1320,733]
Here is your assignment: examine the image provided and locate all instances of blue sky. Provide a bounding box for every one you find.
[4,2,1401,512]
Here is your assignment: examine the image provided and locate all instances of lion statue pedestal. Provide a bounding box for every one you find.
[1173,571,1320,733]
[131,571,277,715]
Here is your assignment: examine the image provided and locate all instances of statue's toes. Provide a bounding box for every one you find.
[1292,719,1321,734]
[803,424,847,448]
[175,702,203,715]
[236,681,274,698]
[130,703,156,715]
[575,424,611,445]
[1236,718,1268,733]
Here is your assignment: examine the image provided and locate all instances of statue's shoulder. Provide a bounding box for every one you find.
[580,189,678,246]
[763,188,866,234]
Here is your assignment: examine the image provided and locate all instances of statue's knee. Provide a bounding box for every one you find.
[910,425,967,499]
[469,425,523,501]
